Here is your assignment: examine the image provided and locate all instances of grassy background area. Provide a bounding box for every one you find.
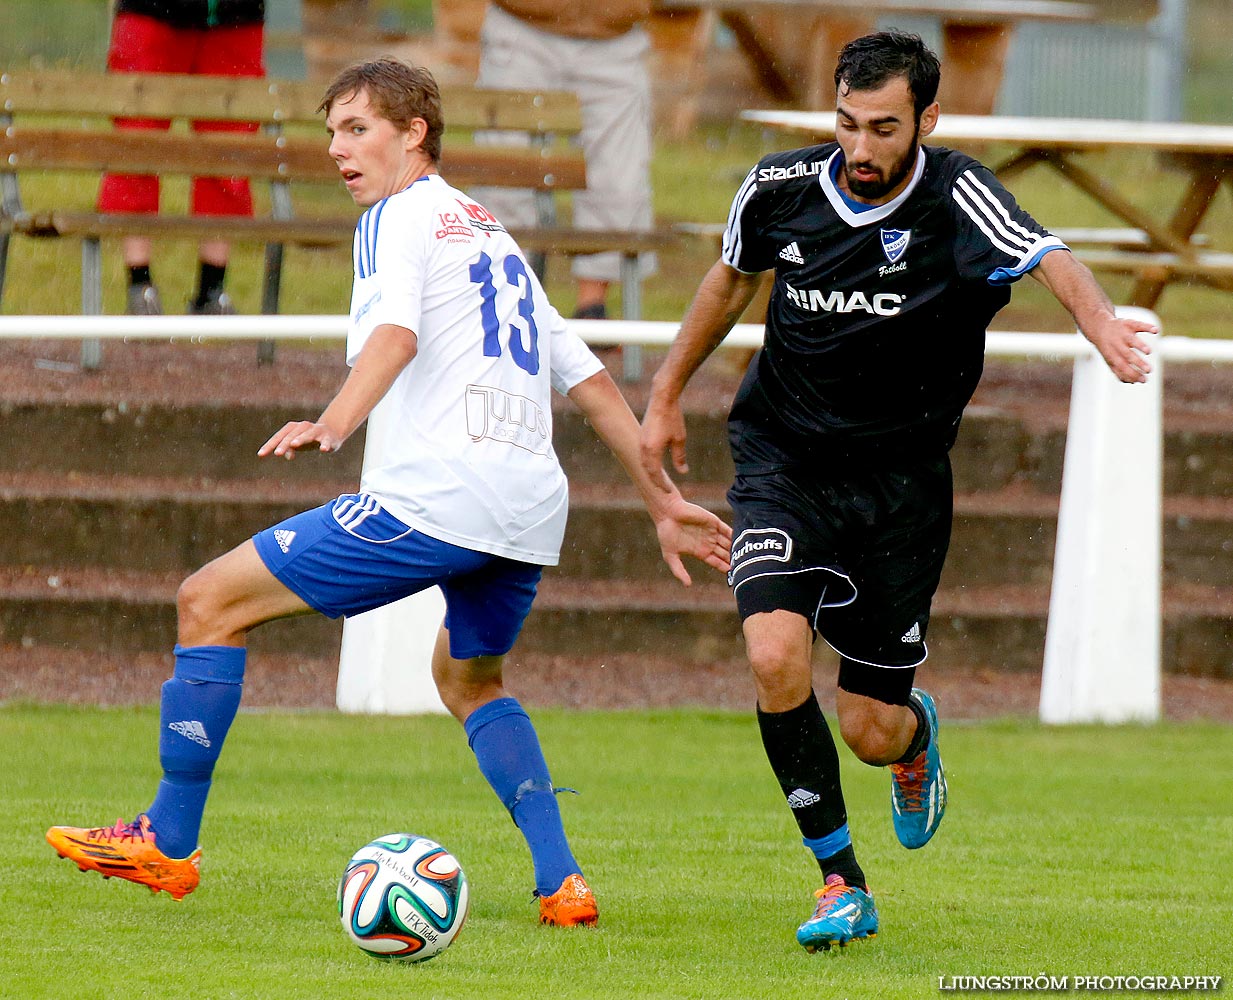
[1,2,1231,336]
[5,705,1232,998]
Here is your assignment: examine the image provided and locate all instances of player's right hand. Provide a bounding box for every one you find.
[639,397,690,478]
[258,420,344,460]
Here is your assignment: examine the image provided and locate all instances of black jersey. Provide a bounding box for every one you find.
[722,142,1066,470]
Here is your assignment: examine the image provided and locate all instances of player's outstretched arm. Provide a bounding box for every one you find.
[568,369,732,586]
[640,261,763,478]
[1030,249,1155,383]
[258,324,418,460]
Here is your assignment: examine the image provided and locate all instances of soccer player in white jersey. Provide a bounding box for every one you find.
[640,31,1156,951]
[47,58,732,927]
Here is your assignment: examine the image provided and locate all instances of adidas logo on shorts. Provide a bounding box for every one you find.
[901,622,921,643]
[787,787,821,809]
[274,529,297,554]
[778,241,805,264]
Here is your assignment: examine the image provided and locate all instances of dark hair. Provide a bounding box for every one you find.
[318,57,444,163]
[834,31,941,120]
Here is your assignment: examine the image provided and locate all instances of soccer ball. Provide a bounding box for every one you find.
[338,833,470,962]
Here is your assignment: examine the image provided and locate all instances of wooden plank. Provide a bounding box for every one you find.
[1042,151,1201,258]
[0,70,294,122]
[0,128,588,190]
[1052,227,1209,249]
[1076,249,1233,279]
[1129,168,1228,307]
[0,69,583,133]
[655,0,1095,22]
[1,128,297,179]
[440,88,583,134]
[14,211,670,256]
[740,110,1233,157]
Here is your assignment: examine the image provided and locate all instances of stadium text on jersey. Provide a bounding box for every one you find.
[757,160,827,182]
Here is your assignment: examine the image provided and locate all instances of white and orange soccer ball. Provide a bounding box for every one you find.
[338,833,470,962]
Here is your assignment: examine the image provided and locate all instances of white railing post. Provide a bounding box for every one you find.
[335,394,449,715]
[1039,308,1163,724]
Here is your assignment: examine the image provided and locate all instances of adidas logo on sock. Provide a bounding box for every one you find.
[787,787,821,809]
[274,529,297,554]
[778,241,804,264]
[901,621,921,643]
[169,720,211,748]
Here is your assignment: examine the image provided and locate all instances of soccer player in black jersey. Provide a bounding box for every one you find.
[640,30,1155,952]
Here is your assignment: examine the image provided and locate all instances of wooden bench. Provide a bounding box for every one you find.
[0,68,668,366]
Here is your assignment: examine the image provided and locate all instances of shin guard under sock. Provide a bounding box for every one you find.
[758,690,866,890]
[464,697,580,895]
[146,645,245,859]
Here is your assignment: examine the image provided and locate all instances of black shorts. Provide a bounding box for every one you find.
[726,456,953,678]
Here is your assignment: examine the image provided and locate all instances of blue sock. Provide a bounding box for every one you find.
[464,697,580,896]
[145,645,245,859]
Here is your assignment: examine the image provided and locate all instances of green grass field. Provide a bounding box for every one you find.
[4,705,1230,999]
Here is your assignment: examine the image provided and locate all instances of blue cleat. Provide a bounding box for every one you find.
[795,874,879,953]
[890,688,947,849]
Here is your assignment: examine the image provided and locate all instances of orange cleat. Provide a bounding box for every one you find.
[537,873,598,927]
[46,814,200,901]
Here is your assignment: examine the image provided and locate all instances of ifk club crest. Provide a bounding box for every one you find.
[880,228,911,263]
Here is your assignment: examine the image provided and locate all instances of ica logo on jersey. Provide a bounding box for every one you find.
[435,210,475,241]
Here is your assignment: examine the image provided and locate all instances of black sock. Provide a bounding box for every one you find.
[195,262,227,304]
[757,690,865,891]
[894,695,931,765]
[129,265,152,287]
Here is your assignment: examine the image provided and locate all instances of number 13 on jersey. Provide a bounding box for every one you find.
[469,251,541,375]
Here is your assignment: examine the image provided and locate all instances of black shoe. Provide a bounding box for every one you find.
[189,289,236,315]
[126,282,163,316]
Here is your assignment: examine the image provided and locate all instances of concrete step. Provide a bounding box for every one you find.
[0,392,1045,493]
[6,381,1233,499]
[0,472,351,572]
[525,576,1233,678]
[5,474,1233,590]
[1,561,1231,679]
[0,565,342,656]
[4,343,1233,685]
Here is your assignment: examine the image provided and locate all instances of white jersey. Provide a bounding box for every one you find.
[347,173,603,566]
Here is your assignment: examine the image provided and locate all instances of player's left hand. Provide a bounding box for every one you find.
[1085,313,1156,383]
[258,420,345,460]
[654,496,733,587]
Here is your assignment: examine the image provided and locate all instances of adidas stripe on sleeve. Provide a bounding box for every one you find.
[949,165,1067,285]
[721,166,767,274]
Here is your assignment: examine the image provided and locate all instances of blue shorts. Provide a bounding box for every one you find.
[253,493,542,660]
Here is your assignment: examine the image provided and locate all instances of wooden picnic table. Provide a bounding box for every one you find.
[739,108,1233,308]
[650,0,1095,126]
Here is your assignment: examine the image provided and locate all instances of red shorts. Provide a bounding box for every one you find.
[96,12,266,217]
